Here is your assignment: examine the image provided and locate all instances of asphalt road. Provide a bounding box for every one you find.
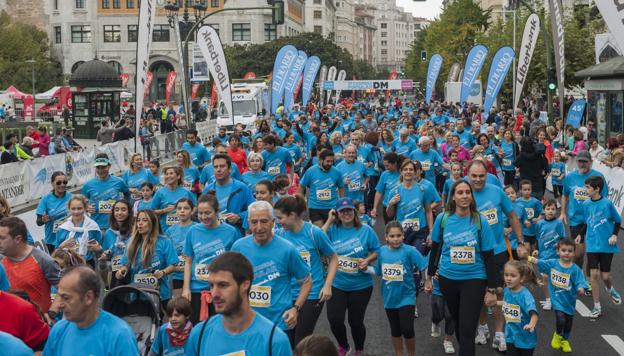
[312,217,624,356]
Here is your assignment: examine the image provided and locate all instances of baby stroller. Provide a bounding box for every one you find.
[103,284,161,356]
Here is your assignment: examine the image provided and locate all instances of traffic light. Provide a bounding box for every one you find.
[547,68,557,91]
[421,50,427,62]
[272,0,284,25]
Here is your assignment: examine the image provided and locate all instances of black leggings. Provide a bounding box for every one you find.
[294,299,325,345]
[366,175,380,213]
[189,292,215,325]
[555,310,574,339]
[507,343,534,356]
[503,170,515,186]
[385,305,415,338]
[406,227,430,298]
[326,286,373,351]
[438,276,486,356]
[431,294,454,336]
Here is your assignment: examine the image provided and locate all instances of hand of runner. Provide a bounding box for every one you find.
[370,209,377,218]
[560,213,568,225]
[226,214,241,224]
[319,285,332,302]
[42,213,50,223]
[182,288,191,302]
[575,235,581,244]
[115,267,128,280]
[357,258,369,271]
[424,277,433,295]
[484,291,497,307]
[608,234,617,245]
[283,308,298,329]
[389,194,400,206]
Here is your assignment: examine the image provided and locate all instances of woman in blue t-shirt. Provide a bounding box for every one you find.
[425,180,499,356]
[101,199,134,289]
[176,150,201,194]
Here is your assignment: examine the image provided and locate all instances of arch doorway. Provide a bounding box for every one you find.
[148,60,175,103]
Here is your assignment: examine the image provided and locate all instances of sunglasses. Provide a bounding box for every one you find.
[55,180,68,185]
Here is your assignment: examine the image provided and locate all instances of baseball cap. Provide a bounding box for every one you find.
[336,197,355,211]
[94,157,111,167]
[576,150,591,162]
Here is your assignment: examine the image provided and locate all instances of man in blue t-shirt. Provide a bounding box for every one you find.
[185,252,292,356]
[43,266,139,356]
[181,129,211,167]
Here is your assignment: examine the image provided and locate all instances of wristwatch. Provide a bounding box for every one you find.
[293,304,302,312]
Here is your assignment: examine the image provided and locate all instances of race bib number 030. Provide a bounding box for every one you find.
[481,208,498,225]
[338,256,359,273]
[450,246,475,264]
[249,285,271,308]
[98,200,115,214]
[502,302,521,323]
[382,263,403,282]
[134,273,158,288]
[550,269,571,290]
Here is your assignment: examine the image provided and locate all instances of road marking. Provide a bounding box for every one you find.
[602,335,624,355]
[575,300,592,317]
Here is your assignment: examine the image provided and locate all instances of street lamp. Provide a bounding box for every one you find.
[25,59,36,99]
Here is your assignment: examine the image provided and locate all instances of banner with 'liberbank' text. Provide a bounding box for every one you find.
[197,25,233,122]
[425,54,443,103]
[483,46,515,115]
[460,45,489,104]
[271,45,298,114]
[514,13,540,110]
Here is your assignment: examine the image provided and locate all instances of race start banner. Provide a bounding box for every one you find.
[460,44,489,104]
[425,54,443,103]
[514,13,540,110]
[323,80,414,91]
[483,46,515,115]
[284,50,308,110]
[302,56,321,107]
[271,45,298,113]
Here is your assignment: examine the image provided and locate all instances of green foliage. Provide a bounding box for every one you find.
[0,11,63,93]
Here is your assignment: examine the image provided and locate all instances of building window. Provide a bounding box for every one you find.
[153,24,170,42]
[209,24,219,35]
[128,25,138,42]
[71,25,91,43]
[381,49,387,55]
[75,0,85,8]
[102,0,109,8]
[126,0,134,8]
[264,24,277,42]
[211,0,219,7]
[313,0,321,3]
[54,0,58,10]
[380,23,387,29]
[232,23,251,41]
[113,0,120,8]
[381,32,387,37]
[381,40,387,46]
[314,25,322,33]
[103,25,121,42]
[313,10,322,19]
[54,26,61,43]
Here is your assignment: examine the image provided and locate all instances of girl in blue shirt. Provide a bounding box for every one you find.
[135,182,155,216]
[274,195,338,345]
[56,195,103,267]
[499,260,539,356]
[549,150,566,204]
[374,222,427,356]
[101,200,134,288]
[500,130,518,186]
[177,150,201,194]
[151,297,193,356]
[166,198,197,299]
[151,166,197,233]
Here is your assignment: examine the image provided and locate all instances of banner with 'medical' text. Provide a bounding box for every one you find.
[460,44,489,104]
[483,46,515,115]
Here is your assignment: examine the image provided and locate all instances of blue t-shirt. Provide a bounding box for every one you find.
[409,149,444,184]
[336,160,367,202]
[375,170,400,207]
[300,165,345,209]
[120,236,179,300]
[122,168,159,201]
[152,323,186,356]
[582,198,622,253]
[199,162,242,186]
[82,175,130,229]
[500,141,516,171]
[473,184,514,255]
[167,222,198,281]
[536,259,588,315]
[183,223,239,292]
[43,311,139,356]
[454,129,474,148]
[327,224,381,291]
[278,222,335,300]
[150,186,197,233]
[0,331,32,356]
[231,236,310,330]
[430,214,496,281]
[392,138,416,156]
[375,244,428,309]
[549,162,566,186]
[182,142,211,167]
[517,197,542,237]
[262,147,293,178]
[241,170,270,191]
[0,264,10,291]
[101,229,131,273]
[395,182,434,233]
[55,226,102,262]
[185,313,291,356]
[182,167,201,191]
[36,192,73,246]
[562,169,608,227]
[503,287,538,349]
[535,218,566,260]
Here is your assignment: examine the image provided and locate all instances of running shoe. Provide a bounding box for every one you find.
[491,334,500,350]
[585,284,593,296]
[337,345,350,356]
[414,304,419,318]
[551,332,562,350]
[431,323,441,337]
[591,306,602,318]
[609,287,622,305]
[561,339,572,353]
[541,299,552,310]
[443,340,455,354]
[497,337,507,352]
[475,326,487,345]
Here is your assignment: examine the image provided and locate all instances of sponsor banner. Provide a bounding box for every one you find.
[594,0,624,65]
[426,54,443,103]
[322,80,414,91]
[165,71,177,105]
[514,13,540,109]
[460,44,489,104]
[192,44,210,81]
[334,69,347,104]
[196,120,218,145]
[120,73,130,87]
[593,161,624,217]
[0,161,28,207]
[566,99,586,128]
[67,148,96,186]
[135,0,156,134]
[318,65,328,106]
[549,0,566,117]
[293,74,303,104]
[243,72,256,79]
[143,72,154,98]
[284,50,307,110]
[271,45,298,113]
[172,21,190,115]
[447,63,461,83]
[28,154,66,201]
[326,66,337,104]
[483,46,515,115]
[191,83,200,100]
[300,57,321,106]
[197,25,233,119]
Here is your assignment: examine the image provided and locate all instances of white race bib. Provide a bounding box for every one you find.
[249,285,271,308]
[503,159,512,166]
[183,181,194,190]
[98,200,115,214]
[316,189,331,201]
[348,180,361,192]
[299,250,311,266]
[502,302,521,323]
[175,256,186,273]
[573,187,589,201]
[402,218,420,231]
[52,220,63,233]
[382,263,403,281]
[268,166,280,176]
[450,246,476,264]
[111,256,123,272]
[550,269,571,290]
[551,168,561,177]
[194,263,210,281]
[526,208,534,219]
[166,214,180,226]
[421,160,431,171]
[481,208,498,225]
[337,256,359,273]
[134,273,158,288]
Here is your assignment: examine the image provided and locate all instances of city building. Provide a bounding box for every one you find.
[335,0,356,59]
[0,0,49,30]
[354,4,377,67]
[303,0,336,38]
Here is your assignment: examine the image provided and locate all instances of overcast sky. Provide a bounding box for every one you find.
[396,0,444,20]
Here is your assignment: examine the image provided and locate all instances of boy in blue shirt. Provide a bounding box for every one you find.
[151,297,192,356]
[581,176,622,317]
[517,180,542,254]
[534,199,566,311]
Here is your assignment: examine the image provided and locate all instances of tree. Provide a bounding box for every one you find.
[0,11,63,93]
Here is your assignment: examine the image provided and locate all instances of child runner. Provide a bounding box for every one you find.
[134,182,155,216]
[499,260,539,356]
[355,200,374,227]
[581,176,622,317]
[503,185,526,260]
[441,163,462,204]
[534,199,566,310]
[150,297,193,356]
[550,150,566,208]
[430,277,456,354]
[527,239,589,353]
[517,180,542,254]
[167,199,198,298]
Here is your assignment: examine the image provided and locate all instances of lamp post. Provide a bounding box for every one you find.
[25,59,36,98]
